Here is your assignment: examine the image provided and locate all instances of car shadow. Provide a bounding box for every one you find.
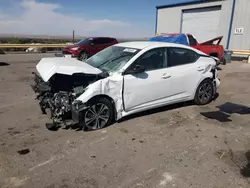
[217,102,250,115]
[200,111,231,122]
[200,102,250,123]
[118,93,220,123]
[0,62,10,66]
[217,66,223,71]
[118,100,194,123]
[240,150,250,178]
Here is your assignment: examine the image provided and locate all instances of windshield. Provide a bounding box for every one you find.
[85,46,140,73]
[75,38,89,45]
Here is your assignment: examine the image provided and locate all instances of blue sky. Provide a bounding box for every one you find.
[0,0,194,38]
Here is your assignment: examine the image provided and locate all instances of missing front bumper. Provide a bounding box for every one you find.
[44,102,89,130]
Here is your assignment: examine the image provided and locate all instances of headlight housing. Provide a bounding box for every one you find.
[73,100,87,111]
[71,47,79,51]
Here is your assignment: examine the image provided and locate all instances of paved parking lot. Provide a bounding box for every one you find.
[1,55,250,188]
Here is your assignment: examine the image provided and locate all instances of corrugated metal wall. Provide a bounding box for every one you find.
[181,6,222,42]
[230,0,250,50]
[157,0,233,49]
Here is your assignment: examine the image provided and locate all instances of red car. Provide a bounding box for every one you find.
[157,33,225,64]
[62,37,118,61]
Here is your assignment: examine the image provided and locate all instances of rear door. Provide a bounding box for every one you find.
[166,47,202,98]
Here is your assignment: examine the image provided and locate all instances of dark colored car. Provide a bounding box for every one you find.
[62,37,118,61]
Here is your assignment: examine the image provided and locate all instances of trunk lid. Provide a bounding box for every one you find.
[36,57,102,82]
[200,36,223,45]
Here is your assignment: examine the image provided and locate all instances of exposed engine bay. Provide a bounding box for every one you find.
[31,72,106,129]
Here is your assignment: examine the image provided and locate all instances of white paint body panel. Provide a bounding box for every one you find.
[123,68,172,111]
[36,57,102,82]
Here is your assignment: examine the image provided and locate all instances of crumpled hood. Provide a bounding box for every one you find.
[36,57,102,82]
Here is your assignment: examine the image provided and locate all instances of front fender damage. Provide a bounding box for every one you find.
[76,74,124,120]
[32,70,124,130]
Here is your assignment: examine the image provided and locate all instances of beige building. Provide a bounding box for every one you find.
[155,0,250,50]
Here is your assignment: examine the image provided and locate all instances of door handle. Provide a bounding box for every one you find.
[197,67,204,72]
[162,74,171,79]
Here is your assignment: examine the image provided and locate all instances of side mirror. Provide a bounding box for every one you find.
[124,65,146,75]
[89,42,94,46]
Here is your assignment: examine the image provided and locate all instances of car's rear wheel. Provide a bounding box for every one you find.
[222,57,227,65]
[82,98,114,131]
[78,51,88,61]
[194,79,214,105]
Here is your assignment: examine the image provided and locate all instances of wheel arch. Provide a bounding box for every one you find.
[192,77,213,99]
[194,78,214,105]
[87,94,117,121]
[209,52,218,58]
[78,50,89,58]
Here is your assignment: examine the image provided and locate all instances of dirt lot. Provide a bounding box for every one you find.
[1,57,250,188]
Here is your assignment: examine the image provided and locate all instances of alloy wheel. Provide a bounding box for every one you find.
[198,82,212,103]
[79,52,88,61]
[84,103,110,130]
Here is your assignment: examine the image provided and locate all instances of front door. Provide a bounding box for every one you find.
[89,38,104,55]
[123,47,173,112]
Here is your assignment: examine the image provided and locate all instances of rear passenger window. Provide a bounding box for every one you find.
[92,38,102,45]
[104,38,115,43]
[96,38,114,44]
[167,47,198,67]
[188,35,197,46]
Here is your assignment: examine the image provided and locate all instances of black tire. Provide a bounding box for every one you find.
[194,79,214,105]
[81,98,114,131]
[78,51,88,62]
[222,57,226,65]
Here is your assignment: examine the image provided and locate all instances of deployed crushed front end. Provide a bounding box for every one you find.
[31,57,105,130]
[32,72,87,129]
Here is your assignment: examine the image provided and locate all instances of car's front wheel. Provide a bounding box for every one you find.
[82,98,114,131]
[78,51,88,62]
[194,79,214,105]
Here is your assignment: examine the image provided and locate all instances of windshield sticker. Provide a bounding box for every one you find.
[123,48,137,53]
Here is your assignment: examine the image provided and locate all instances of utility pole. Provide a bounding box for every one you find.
[72,30,75,44]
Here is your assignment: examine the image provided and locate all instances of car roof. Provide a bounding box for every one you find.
[115,41,208,56]
[88,37,116,39]
[115,41,196,51]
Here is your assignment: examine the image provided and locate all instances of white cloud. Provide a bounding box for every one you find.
[0,0,150,37]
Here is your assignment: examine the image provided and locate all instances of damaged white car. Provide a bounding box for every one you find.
[32,42,220,130]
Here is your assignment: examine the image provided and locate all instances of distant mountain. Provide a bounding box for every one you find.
[0,34,149,41]
[0,33,83,40]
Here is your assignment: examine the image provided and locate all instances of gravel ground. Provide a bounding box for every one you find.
[0,56,250,188]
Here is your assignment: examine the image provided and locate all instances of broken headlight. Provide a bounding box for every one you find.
[73,100,88,112]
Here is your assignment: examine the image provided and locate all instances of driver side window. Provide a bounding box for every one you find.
[128,48,166,72]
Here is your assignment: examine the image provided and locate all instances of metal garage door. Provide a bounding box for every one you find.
[181,6,221,43]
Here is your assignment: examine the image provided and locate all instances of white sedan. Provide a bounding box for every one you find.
[33,41,220,130]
